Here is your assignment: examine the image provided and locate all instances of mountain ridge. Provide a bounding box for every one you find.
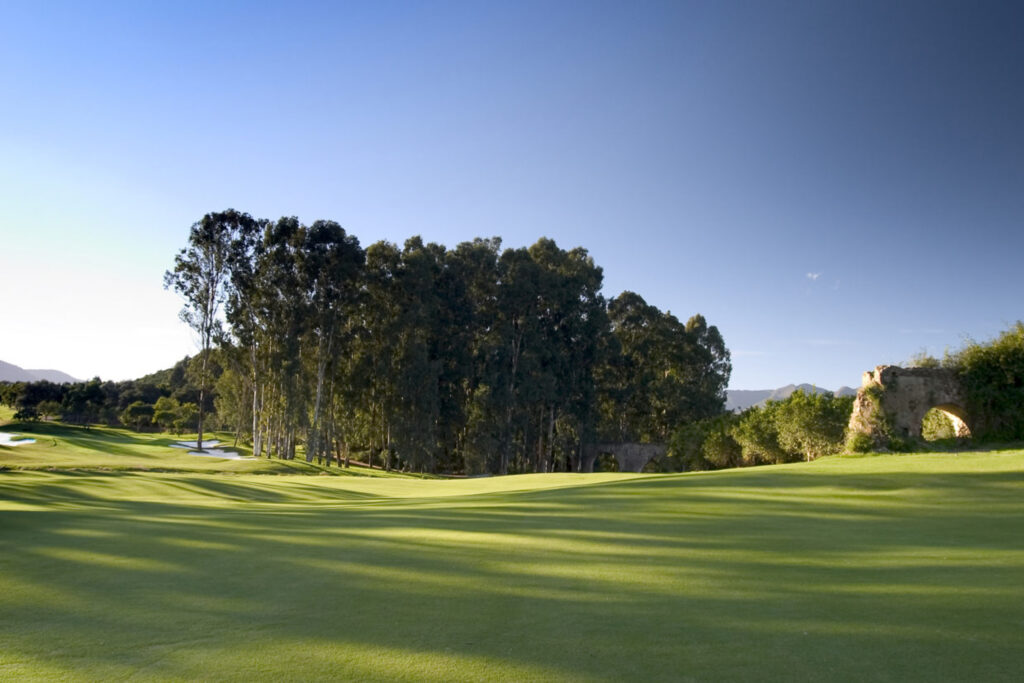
[726,383,858,412]
[0,360,80,384]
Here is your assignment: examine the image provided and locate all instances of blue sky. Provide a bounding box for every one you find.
[1,1,1022,389]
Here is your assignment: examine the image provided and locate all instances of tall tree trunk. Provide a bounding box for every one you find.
[197,348,208,452]
[501,324,524,476]
[547,405,555,472]
[308,335,332,462]
[536,405,545,473]
[324,374,336,467]
[251,343,261,457]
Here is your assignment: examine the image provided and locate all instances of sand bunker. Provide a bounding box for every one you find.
[170,439,222,449]
[170,440,253,460]
[0,433,36,446]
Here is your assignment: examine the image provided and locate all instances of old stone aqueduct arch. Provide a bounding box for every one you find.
[848,365,972,443]
[577,366,968,472]
[578,442,667,473]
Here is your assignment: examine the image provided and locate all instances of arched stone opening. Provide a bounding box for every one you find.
[848,365,973,447]
[579,442,667,472]
[596,452,620,471]
[921,404,972,441]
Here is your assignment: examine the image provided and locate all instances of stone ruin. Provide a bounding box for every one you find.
[848,365,971,445]
[578,442,667,473]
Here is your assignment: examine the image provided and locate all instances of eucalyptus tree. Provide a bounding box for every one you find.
[483,239,607,473]
[493,246,544,473]
[352,240,403,467]
[354,237,452,472]
[447,238,502,473]
[258,217,308,459]
[388,237,447,471]
[165,210,253,450]
[601,292,731,443]
[680,314,731,421]
[529,240,607,471]
[300,220,364,463]
[223,214,266,454]
[601,292,663,441]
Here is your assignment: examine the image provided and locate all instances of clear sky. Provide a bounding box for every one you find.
[2,1,1023,389]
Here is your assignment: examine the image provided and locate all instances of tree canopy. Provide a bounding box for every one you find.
[5,209,734,476]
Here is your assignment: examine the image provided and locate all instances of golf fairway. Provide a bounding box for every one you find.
[1,452,1023,681]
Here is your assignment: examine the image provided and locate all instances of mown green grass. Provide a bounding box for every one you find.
[1,447,1023,681]
[0,421,414,477]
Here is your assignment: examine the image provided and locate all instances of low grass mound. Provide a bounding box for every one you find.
[1,451,1023,680]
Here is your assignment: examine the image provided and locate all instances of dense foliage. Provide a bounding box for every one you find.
[948,323,1024,441]
[904,323,1024,443]
[2,209,734,474]
[0,354,209,433]
[670,390,854,470]
[921,408,955,441]
[190,208,733,474]
[160,209,733,473]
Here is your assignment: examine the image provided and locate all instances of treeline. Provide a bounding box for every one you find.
[0,355,211,431]
[671,390,854,470]
[162,210,731,474]
[645,322,1024,468]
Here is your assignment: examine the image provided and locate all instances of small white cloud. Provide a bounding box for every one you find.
[806,272,821,281]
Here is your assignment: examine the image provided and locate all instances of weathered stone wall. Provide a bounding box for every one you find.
[579,443,667,473]
[848,365,971,445]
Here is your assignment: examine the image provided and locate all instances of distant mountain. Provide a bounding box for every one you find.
[0,360,80,384]
[0,360,36,383]
[726,383,859,412]
[26,369,81,384]
[724,389,775,412]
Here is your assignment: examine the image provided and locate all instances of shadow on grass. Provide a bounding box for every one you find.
[1,466,1023,679]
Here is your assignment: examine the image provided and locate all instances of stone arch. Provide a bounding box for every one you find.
[578,442,667,473]
[927,403,972,438]
[848,365,972,445]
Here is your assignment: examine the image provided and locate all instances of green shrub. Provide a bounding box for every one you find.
[846,432,875,453]
[950,322,1024,441]
[672,390,854,470]
[668,413,740,471]
[702,428,743,469]
[888,436,915,453]
[773,390,854,461]
[731,403,792,465]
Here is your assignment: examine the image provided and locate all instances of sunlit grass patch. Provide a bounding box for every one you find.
[0,421,420,477]
[1,451,1023,680]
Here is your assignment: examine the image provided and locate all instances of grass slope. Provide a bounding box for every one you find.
[1,450,1024,680]
[0,421,412,477]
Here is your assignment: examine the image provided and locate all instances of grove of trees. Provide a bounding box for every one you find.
[160,209,732,473]
[10,211,1024,475]
[0,354,207,433]
[670,390,855,471]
